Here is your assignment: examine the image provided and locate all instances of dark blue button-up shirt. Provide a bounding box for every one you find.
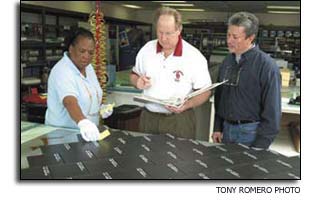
[214,46,281,148]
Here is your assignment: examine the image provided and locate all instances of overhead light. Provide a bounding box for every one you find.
[122,4,142,9]
[177,9,205,12]
[152,1,187,2]
[268,10,300,14]
[267,6,300,10]
[161,4,194,7]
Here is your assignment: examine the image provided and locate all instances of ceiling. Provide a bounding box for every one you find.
[103,1,300,13]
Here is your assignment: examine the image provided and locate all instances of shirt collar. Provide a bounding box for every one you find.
[241,44,257,60]
[63,51,87,77]
[232,44,258,63]
[156,35,183,56]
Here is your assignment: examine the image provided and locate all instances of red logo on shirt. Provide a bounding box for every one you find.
[173,70,184,82]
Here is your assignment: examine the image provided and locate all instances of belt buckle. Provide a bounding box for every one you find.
[163,112,172,116]
[226,119,239,124]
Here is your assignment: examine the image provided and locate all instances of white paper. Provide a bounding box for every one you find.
[133,80,227,108]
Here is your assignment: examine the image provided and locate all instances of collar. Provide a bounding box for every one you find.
[232,44,258,63]
[156,35,183,56]
[64,51,86,77]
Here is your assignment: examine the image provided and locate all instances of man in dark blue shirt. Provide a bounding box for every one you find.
[212,12,281,149]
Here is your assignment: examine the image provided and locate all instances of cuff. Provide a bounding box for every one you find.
[213,115,223,132]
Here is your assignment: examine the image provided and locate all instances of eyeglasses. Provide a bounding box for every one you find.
[222,63,243,87]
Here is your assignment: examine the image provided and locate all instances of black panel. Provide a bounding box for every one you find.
[21,130,300,179]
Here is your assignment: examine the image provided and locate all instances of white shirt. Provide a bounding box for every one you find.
[133,38,211,113]
[45,52,103,129]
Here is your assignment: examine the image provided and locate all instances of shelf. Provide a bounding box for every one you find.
[21,2,153,95]
[258,27,300,65]
[21,41,43,48]
[22,61,46,67]
[45,42,65,48]
[21,3,87,82]
[278,56,300,59]
[21,77,41,85]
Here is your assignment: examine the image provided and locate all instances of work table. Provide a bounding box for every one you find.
[20,121,300,179]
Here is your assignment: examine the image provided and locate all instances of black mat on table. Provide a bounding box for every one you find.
[21,131,300,179]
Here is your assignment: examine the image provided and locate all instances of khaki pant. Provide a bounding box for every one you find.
[139,108,195,139]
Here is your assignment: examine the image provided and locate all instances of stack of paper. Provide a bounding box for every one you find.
[134,80,227,108]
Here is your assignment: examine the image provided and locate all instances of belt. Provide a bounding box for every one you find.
[225,119,258,125]
[144,108,174,116]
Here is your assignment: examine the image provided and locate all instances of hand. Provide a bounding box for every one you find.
[100,103,114,119]
[165,100,190,114]
[136,75,151,90]
[165,104,186,114]
[212,132,223,143]
[77,119,100,142]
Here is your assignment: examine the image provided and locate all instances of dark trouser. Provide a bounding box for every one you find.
[222,120,260,146]
[139,108,196,139]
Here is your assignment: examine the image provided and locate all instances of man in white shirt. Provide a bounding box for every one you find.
[130,7,212,139]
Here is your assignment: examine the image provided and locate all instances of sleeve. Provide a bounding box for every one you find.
[132,46,145,76]
[213,63,224,132]
[192,53,212,89]
[51,67,79,103]
[251,60,282,149]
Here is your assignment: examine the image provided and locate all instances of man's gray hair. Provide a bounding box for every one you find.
[228,12,259,38]
[154,7,183,30]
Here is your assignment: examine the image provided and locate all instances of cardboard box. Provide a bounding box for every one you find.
[281,69,291,80]
[282,80,290,87]
[281,69,291,87]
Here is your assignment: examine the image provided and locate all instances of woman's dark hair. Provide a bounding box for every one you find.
[64,27,95,51]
